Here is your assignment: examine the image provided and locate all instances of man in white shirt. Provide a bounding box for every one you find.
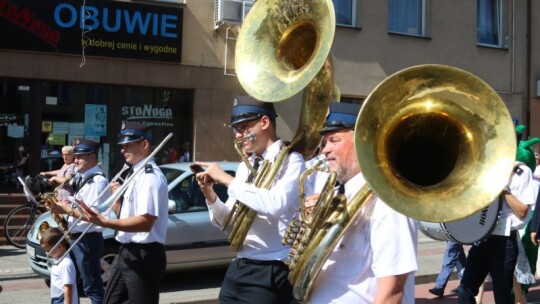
[306,102,418,304]
[458,161,536,303]
[195,96,305,303]
[50,138,109,304]
[82,121,168,304]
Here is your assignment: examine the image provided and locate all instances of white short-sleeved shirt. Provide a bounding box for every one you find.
[115,159,169,244]
[50,255,79,303]
[501,162,536,231]
[207,139,305,261]
[310,173,418,304]
[69,165,110,233]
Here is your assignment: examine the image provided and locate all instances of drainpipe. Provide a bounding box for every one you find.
[525,0,531,137]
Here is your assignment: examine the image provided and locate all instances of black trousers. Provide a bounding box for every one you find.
[219,258,293,304]
[103,242,166,304]
[458,231,518,304]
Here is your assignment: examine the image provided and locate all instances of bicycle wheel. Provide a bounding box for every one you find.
[3,204,43,249]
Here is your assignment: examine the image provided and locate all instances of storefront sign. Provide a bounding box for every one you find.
[48,133,66,146]
[0,113,16,126]
[0,0,183,62]
[85,104,107,136]
[42,121,53,133]
[121,104,174,127]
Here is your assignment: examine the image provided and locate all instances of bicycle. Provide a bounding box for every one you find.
[3,177,47,249]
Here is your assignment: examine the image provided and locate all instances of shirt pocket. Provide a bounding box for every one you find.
[324,226,370,277]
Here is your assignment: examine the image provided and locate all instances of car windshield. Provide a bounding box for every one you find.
[161,167,185,184]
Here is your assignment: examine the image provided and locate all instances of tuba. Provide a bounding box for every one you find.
[289,64,517,302]
[223,0,339,251]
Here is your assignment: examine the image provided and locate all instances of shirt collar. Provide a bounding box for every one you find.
[80,165,102,179]
[343,172,365,197]
[248,139,282,161]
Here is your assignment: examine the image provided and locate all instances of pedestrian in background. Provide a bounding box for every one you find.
[429,240,466,297]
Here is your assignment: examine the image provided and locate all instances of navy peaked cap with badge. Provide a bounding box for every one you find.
[73,138,100,155]
[320,102,361,134]
[117,121,152,144]
[230,96,278,126]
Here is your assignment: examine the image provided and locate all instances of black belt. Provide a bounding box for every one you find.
[121,242,164,249]
[490,230,517,239]
[71,231,101,238]
[237,258,285,266]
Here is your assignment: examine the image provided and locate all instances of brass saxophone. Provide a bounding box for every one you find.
[39,177,72,242]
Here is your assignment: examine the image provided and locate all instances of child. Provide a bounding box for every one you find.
[40,227,79,304]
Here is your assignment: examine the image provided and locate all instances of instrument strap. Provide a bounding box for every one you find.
[75,172,105,193]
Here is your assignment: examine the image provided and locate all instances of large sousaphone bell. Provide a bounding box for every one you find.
[235,0,338,157]
[356,64,516,222]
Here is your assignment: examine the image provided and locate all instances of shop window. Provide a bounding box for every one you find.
[388,0,427,37]
[120,86,194,167]
[340,96,365,106]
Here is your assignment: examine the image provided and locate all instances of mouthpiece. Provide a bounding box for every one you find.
[245,132,256,141]
[235,132,256,144]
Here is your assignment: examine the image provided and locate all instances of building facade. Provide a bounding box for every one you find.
[0,0,539,188]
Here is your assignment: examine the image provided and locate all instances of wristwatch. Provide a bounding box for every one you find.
[502,187,511,195]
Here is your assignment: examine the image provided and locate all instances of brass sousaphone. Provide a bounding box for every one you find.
[291,64,517,302]
[223,0,339,251]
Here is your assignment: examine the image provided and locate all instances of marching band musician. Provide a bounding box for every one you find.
[49,138,110,304]
[458,133,537,304]
[305,102,418,304]
[81,121,168,304]
[194,96,306,304]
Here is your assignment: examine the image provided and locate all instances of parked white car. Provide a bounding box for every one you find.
[25,162,239,285]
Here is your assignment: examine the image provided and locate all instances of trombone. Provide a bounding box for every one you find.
[47,132,173,264]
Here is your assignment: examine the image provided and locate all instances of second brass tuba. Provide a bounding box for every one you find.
[222,0,339,251]
[290,64,517,302]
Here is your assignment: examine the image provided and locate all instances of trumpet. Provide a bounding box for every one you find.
[41,192,72,243]
[47,132,173,264]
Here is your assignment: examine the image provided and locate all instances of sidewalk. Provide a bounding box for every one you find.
[2,234,540,303]
[0,245,36,281]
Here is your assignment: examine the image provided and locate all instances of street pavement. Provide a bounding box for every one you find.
[2,233,540,303]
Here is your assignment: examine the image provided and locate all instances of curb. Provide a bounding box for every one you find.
[416,272,459,285]
[0,272,39,282]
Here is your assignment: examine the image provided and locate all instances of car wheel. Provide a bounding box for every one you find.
[101,243,119,287]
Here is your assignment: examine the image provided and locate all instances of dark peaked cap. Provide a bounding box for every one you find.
[117,121,152,144]
[73,138,100,155]
[230,96,278,125]
[320,102,361,134]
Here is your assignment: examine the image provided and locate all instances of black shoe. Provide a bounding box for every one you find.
[450,287,458,294]
[429,287,444,297]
